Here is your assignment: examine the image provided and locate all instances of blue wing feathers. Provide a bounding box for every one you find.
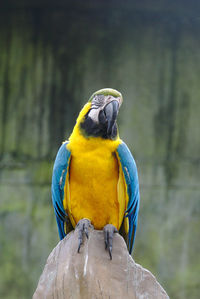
[51,141,71,239]
[117,142,140,254]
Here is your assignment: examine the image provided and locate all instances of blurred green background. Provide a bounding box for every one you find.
[0,1,200,298]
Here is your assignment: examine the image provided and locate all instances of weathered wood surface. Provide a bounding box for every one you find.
[33,227,169,299]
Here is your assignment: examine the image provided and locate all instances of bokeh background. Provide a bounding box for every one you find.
[1,1,200,298]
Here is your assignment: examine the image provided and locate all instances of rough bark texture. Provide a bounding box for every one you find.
[33,228,169,299]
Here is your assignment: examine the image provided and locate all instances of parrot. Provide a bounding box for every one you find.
[51,88,140,259]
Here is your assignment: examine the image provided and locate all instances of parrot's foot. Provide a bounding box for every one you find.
[76,218,93,253]
[103,224,118,260]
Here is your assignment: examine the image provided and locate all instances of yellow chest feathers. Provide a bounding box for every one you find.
[63,136,128,230]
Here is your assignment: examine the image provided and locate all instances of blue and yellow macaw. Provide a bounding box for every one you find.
[52,88,140,259]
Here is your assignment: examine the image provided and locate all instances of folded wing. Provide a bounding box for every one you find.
[51,141,71,239]
[117,142,140,254]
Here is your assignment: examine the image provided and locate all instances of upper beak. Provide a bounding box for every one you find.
[104,100,119,135]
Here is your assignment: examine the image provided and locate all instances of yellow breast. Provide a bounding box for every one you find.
[63,132,126,230]
[68,147,119,229]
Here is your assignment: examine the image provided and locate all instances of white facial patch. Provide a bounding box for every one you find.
[88,108,100,123]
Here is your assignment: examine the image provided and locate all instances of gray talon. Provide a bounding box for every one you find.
[76,219,92,253]
[108,246,112,260]
[103,224,118,260]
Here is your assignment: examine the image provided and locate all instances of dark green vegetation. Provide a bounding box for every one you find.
[0,1,200,298]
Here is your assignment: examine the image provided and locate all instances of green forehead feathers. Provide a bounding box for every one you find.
[88,88,123,102]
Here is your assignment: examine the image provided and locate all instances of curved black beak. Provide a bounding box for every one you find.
[104,100,119,135]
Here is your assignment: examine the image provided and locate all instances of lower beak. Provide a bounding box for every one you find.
[104,100,119,135]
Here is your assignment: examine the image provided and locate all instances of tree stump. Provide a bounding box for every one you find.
[33,227,169,299]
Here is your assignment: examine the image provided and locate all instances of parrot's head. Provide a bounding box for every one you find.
[80,88,123,140]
